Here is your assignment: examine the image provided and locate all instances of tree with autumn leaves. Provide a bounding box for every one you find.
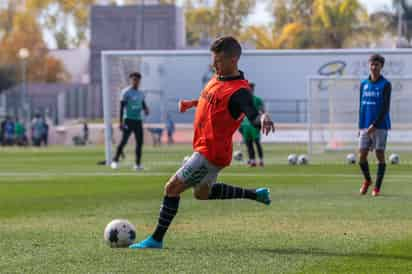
[0,2,69,89]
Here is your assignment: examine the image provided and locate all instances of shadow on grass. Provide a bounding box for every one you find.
[255,247,412,261]
[173,247,412,261]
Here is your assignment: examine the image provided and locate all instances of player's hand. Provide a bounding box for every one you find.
[260,113,275,136]
[144,108,150,116]
[178,100,197,113]
[367,125,376,136]
[178,100,189,113]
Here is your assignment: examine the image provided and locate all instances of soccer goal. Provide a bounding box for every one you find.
[307,75,412,155]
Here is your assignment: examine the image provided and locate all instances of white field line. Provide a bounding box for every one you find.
[0,172,412,179]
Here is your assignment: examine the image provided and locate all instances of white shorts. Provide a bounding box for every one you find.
[359,129,388,151]
[175,152,221,189]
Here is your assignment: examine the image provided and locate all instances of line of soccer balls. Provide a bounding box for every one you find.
[231,151,400,166]
[344,153,400,165]
[287,153,400,165]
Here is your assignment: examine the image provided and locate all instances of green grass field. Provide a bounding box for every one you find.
[1,144,412,273]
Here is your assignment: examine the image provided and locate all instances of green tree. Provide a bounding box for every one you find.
[242,0,372,49]
[312,0,369,48]
[26,0,97,49]
[184,0,255,46]
[213,0,256,37]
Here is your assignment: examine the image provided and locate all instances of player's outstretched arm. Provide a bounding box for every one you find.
[143,100,150,116]
[178,100,198,113]
[229,89,275,136]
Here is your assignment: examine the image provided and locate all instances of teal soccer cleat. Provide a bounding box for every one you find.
[129,236,163,249]
[256,188,271,205]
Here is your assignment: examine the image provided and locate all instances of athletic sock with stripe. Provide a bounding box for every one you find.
[152,196,180,242]
[208,183,257,200]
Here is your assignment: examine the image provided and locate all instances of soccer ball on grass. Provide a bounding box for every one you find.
[104,219,136,248]
[233,150,243,161]
[389,153,400,165]
[346,153,356,165]
[297,154,309,165]
[287,154,298,165]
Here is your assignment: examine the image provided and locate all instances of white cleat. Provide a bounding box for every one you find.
[133,164,144,171]
[110,161,119,169]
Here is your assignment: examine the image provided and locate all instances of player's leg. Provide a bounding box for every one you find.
[359,130,372,194]
[113,122,132,164]
[192,155,270,205]
[254,137,264,166]
[131,153,207,249]
[133,120,144,169]
[246,139,255,165]
[245,139,256,166]
[242,126,256,166]
[372,130,388,196]
[195,182,271,205]
[130,175,188,249]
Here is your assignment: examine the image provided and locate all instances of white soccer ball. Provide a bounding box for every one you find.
[104,219,136,248]
[233,150,243,161]
[287,154,298,165]
[182,155,191,165]
[297,154,309,165]
[346,153,356,165]
[389,153,400,165]
[110,162,119,169]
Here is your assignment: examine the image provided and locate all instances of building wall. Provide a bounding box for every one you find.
[90,4,186,87]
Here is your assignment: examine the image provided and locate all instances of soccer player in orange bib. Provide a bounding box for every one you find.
[130,36,275,249]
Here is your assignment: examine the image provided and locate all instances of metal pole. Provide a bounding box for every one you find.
[140,0,145,49]
[306,77,313,156]
[20,59,28,126]
[101,53,112,166]
[398,5,403,47]
[23,59,27,123]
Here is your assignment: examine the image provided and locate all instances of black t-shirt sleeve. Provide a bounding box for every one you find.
[142,100,148,111]
[228,88,260,128]
[119,101,126,124]
[373,82,391,127]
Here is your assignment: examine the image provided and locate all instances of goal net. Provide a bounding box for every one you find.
[307,76,412,154]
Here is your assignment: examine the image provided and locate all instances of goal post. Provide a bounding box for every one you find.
[307,75,412,155]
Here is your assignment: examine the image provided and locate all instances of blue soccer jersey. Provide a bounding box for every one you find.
[120,87,145,121]
[358,76,391,130]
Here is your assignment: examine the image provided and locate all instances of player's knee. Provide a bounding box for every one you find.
[375,150,385,163]
[193,185,210,200]
[164,182,176,196]
[193,190,208,200]
[358,151,368,162]
[164,176,185,197]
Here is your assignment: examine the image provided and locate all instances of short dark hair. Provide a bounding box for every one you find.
[210,36,242,58]
[369,54,385,66]
[129,72,142,79]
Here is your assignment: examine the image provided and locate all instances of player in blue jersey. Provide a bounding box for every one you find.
[111,72,149,171]
[358,54,391,197]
